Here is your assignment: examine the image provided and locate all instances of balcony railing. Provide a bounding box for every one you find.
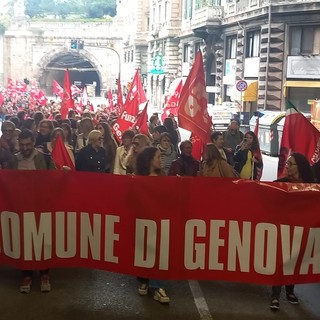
[192,4,224,30]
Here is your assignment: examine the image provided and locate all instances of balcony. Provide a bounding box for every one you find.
[191,4,224,31]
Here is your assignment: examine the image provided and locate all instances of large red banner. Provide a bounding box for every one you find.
[0,171,320,286]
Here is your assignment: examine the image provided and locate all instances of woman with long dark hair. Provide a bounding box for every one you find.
[135,147,170,304]
[96,122,118,173]
[270,152,314,311]
[234,131,263,180]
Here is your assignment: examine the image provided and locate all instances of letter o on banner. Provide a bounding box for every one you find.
[1,211,21,259]
[254,223,277,275]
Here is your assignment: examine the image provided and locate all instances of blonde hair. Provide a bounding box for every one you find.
[88,130,102,144]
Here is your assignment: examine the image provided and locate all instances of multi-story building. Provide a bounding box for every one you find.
[115,0,149,91]
[146,0,320,114]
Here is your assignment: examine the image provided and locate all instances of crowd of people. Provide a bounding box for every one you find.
[0,95,319,309]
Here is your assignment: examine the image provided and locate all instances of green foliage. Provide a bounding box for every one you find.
[25,0,117,19]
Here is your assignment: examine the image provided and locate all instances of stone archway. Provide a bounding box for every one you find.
[33,48,107,96]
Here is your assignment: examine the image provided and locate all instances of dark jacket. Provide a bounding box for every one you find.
[168,154,199,176]
[76,144,107,173]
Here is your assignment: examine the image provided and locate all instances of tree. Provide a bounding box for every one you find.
[25,0,116,19]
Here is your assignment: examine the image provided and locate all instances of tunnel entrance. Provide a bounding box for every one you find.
[39,52,101,97]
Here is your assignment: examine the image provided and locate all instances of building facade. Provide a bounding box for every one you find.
[145,0,320,113]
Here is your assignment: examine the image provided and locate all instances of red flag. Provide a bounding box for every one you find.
[30,89,48,107]
[53,80,63,99]
[71,84,82,96]
[124,70,146,107]
[15,80,27,93]
[117,73,124,113]
[162,80,183,122]
[253,114,263,180]
[51,135,75,170]
[178,51,212,144]
[60,69,74,119]
[190,133,203,161]
[132,102,149,135]
[112,94,139,142]
[278,101,320,177]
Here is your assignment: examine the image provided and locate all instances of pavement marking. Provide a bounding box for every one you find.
[188,280,213,320]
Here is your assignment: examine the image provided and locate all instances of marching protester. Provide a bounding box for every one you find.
[40,127,75,168]
[75,117,94,153]
[135,146,170,304]
[157,132,177,175]
[126,134,151,174]
[163,117,180,155]
[234,131,263,180]
[96,122,118,173]
[8,129,55,293]
[0,120,19,155]
[75,130,107,173]
[168,140,199,176]
[113,129,135,175]
[270,152,314,310]
[151,125,167,147]
[211,131,234,165]
[200,143,238,178]
[35,119,54,147]
[223,119,243,165]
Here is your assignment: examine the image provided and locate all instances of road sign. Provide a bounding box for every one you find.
[236,80,248,92]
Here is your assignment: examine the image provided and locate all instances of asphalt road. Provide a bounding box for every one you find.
[0,266,319,320]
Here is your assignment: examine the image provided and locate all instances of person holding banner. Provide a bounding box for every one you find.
[75,130,107,173]
[9,129,55,293]
[270,152,314,310]
[135,146,170,304]
[168,140,199,176]
[234,131,262,180]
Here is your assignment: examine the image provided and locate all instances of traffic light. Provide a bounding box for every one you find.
[115,79,119,85]
[70,39,84,50]
[78,40,84,50]
[71,39,77,49]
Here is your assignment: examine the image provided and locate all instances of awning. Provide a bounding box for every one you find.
[284,81,320,97]
[229,80,258,102]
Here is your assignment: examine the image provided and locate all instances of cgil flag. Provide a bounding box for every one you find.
[132,102,149,135]
[112,70,145,142]
[161,80,183,123]
[53,80,63,99]
[178,51,212,145]
[278,101,320,177]
[60,69,74,119]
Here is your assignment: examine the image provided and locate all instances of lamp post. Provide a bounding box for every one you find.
[102,46,121,76]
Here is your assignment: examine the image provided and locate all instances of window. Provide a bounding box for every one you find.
[195,42,201,54]
[290,26,320,55]
[184,0,193,19]
[184,44,190,63]
[246,30,260,57]
[164,1,168,21]
[226,36,237,59]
